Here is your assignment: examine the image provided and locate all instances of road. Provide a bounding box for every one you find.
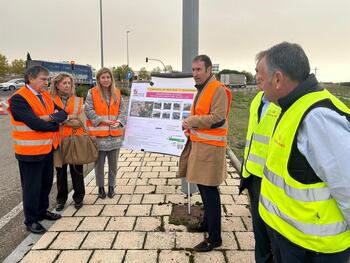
[0,90,93,261]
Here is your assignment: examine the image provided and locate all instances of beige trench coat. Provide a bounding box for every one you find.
[178,77,229,186]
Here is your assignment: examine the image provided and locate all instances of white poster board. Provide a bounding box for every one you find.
[122,76,196,156]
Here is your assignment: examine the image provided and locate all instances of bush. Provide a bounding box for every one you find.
[120,86,130,96]
[75,85,90,100]
[75,85,130,100]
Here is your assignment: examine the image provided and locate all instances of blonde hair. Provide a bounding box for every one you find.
[50,72,75,97]
[95,67,118,103]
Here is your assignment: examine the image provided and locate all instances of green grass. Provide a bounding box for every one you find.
[228,89,258,161]
[227,85,350,160]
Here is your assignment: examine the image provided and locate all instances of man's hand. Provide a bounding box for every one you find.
[182,119,190,130]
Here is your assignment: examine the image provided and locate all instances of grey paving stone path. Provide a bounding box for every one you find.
[14,149,255,263]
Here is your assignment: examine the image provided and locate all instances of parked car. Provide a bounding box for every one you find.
[0,78,25,91]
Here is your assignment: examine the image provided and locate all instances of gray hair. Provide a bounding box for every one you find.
[255,50,267,63]
[263,42,310,82]
[24,65,49,84]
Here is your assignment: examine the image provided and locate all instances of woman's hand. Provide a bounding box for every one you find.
[65,119,81,128]
[102,120,116,126]
[69,113,78,120]
[111,121,121,128]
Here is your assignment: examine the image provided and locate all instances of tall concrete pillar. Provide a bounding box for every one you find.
[182,0,199,73]
[181,0,199,195]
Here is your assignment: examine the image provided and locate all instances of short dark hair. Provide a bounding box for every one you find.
[192,54,212,70]
[24,65,49,84]
[264,42,310,82]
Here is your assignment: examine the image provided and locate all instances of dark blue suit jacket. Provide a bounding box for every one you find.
[9,93,68,162]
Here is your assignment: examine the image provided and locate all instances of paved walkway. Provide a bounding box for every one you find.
[16,149,254,263]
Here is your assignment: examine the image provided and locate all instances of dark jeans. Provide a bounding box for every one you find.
[56,164,85,205]
[18,152,54,225]
[197,184,222,243]
[247,175,273,263]
[266,225,350,263]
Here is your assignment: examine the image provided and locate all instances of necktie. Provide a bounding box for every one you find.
[37,94,46,108]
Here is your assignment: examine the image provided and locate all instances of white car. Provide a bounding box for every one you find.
[0,78,25,91]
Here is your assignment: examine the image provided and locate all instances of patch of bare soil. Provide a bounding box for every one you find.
[169,204,204,230]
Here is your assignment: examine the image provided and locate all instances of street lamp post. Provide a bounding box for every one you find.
[126,30,130,67]
[145,57,167,73]
[99,0,104,67]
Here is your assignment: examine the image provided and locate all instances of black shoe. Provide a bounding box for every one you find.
[193,238,222,252]
[39,211,62,221]
[74,201,83,209]
[98,187,106,199]
[56,203,64,211]
[26,222,46,234]
[187,223,207,233]
[107,186,115,198]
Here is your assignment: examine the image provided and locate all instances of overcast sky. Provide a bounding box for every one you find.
[1,0,349,82]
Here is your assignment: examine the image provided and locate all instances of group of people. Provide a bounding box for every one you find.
[6,41,350,262]
[180,43,350,262]
[8,66,125,234]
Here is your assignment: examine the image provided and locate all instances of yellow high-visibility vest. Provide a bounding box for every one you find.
[259,89,350,253]
[242,91,280,178]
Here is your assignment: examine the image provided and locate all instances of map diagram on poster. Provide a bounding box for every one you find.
[122,78,196,156]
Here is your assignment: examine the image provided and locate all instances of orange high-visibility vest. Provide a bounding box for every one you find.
[189,79,232,147]
[54,95,84,139]
[8,86,59,155]
[86,87,123,137]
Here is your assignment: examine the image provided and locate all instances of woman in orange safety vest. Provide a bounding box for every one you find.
[50,73,85,211]
[84,68,127,199]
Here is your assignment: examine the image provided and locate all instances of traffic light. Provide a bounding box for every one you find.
[145,57,148,63]
[70,61,75,70]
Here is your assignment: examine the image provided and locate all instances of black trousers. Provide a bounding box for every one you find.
[247,175,273,263]
[266,225,350,263]
[197,184,222,243]
[18,152,53,226]
[56,164,85,205]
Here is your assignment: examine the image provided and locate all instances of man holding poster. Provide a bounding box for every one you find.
[179,55,232,252]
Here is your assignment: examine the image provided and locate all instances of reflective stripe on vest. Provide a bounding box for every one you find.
[252,133,270,144]
[12,125,34,131]
[264,166,331,202]
[247,153,266,166]
[260,195,349,237]
[242,92,281,178]
[189,78,232,147]
[86,87,123,137]
[14,139,53,146]
[190,128,227,142]
[259,89,350,253]
[8,87,56,155]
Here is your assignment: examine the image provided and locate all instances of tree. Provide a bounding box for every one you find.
[241,70,254,83]
[165,65,173,73]
[0,54,9,77]
[113,65,134,82]
[138,67,150,80]
[151,66,161,74]
[10,59,25,75]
